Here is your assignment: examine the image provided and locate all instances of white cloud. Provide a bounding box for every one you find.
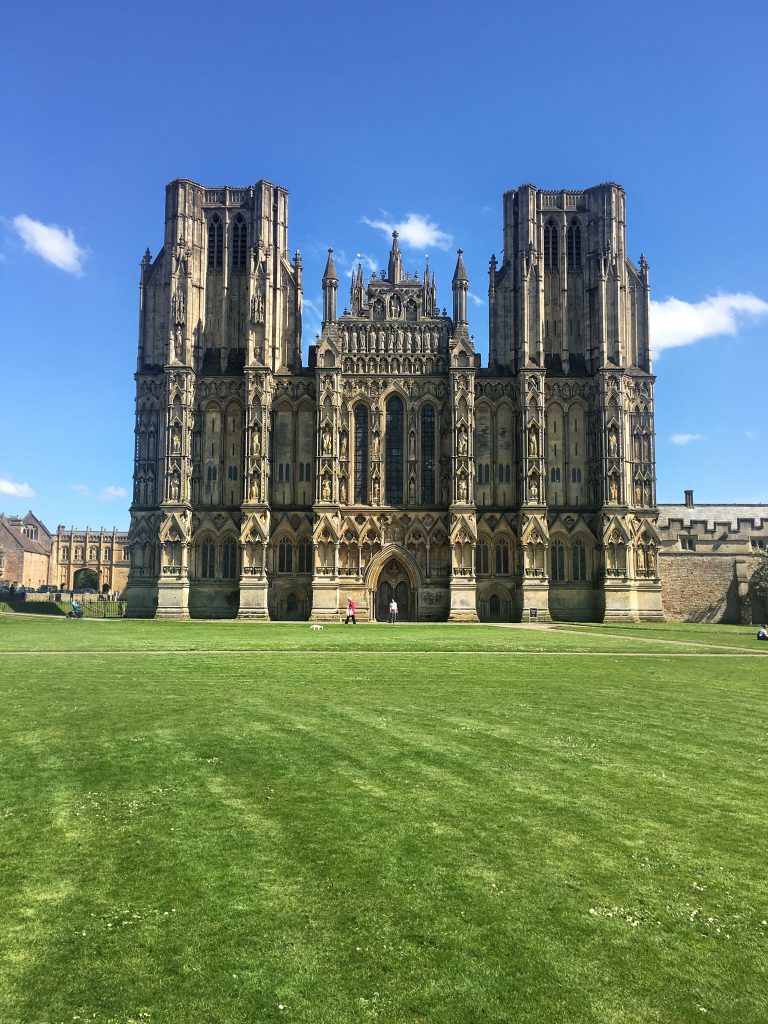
[72,484,127,501]
[12,214,86,274]
[362,213,453,251]
[650,292,768,355]
[468,292,485,307]
[745,430,756,440]
[670,433,704,446]
[0,477,35,498]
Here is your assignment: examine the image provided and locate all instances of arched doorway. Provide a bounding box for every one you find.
[73,567,99,592]
[373,555,413,621]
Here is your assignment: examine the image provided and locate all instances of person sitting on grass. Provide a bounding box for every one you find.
[758,624,768,641]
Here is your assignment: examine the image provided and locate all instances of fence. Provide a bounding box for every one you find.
[0,597,126,619]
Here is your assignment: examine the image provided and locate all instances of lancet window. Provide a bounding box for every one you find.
[354,405,369,504]
[544,219,559,271]
[207,215,223,272]
[232,215,247,271]
[550,540,566,581]
[567,219,582,271]
[221,539,237,579]
[421,405,435,505]
[385,395,404,505]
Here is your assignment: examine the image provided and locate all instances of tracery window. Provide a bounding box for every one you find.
[354,404,369,503]
[201,539,216,578]
[232,215,247,271]
[421,405,435,505]
[221,539,237,579]
[572,540,588,581]
[550,467,561,483]
[385,395,404,505]
[550,540,565,581]
[544,219,559,271]
[207,215,223,272]
[277,538,293,573]
[571,467,582,483]
[298,538,312,573]
[495,540,510,575]
[477,540,490,575]
[567,219,582,271]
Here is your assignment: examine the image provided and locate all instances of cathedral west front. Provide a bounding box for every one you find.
[125,178,663,622]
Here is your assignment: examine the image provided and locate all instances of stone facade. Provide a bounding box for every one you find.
[0,512,129,593]
[657,495,768,623]
[125,179,663,622]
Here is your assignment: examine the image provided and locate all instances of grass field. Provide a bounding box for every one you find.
[0,617,766,1023]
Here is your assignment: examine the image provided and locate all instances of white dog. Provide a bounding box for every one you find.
[310,623,324,631]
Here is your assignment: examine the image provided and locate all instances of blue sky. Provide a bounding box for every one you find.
[1,0,766,531]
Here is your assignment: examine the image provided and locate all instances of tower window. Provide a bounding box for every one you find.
[201,540,216,578]
[495,540,510,575]
[207,215,223,272]
[298,538,312,573]
[477,540,490,575]
[278,538,293,573]
[232,215,247,271]
[572,540,588,580]
[567,219,582,270]
[221,539,237,578]
[544,219,559,271]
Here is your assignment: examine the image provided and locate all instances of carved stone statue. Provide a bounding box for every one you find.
[169,475,180,502]
[322,426,332,455]
[530,478,539,501]
[609,477,618,502]
[340,433,348,459]
[171,427,181,454]
[457,478,468,502]
[635,483,642,504]
[173,325,183,360]
[321,477,331,500]
[608,429,618,458]
[250,475,260,501]
[409,477,415,501]
[528,427,538,458]
[372,431,380,458]
[409,432,416,460]
[251,427,261,457]
[373,478,380,502]
[340,479,348,503]
[458,426,468,456]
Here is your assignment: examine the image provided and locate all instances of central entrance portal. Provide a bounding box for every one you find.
[373,557,413,621]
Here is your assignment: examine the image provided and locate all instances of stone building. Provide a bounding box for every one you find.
[657,491,767,623]
[0,511,129,594]
[125,178,664,622]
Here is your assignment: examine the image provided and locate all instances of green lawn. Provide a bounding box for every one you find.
[0,617,766,1023]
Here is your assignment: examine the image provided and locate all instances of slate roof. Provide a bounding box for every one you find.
[657,504,768,532]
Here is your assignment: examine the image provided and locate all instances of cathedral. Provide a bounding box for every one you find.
[125,178,663,622]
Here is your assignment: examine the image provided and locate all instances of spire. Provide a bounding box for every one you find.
[452,248,469,324]
[387,230,402,284]
[350,260,365,316]
[322,248,338,323]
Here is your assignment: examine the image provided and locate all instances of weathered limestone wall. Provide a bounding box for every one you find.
[660,552,765,623]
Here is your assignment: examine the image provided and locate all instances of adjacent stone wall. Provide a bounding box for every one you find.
[660,552,766,623]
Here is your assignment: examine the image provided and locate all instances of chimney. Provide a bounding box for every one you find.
[684,489,694,508]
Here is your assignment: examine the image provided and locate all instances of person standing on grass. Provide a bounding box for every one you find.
[389,597,398,624]
[344,598,357,625]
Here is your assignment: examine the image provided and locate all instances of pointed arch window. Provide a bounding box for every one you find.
[477,540,490,575]
[354,405,369,504]
[421,405,435,505]
[277,538,293,574]
[385,395,404,505]
[495,539,510,575]
[572,540,588,581]
[207,215,223,272]
[567,219,582,271]
[201,539,216,578]
[232,215,247,271]
[550,540,566,581]
[221,539,237,579]
[544,219,559,271]
[298,538,313,574]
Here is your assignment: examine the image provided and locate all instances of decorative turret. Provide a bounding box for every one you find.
[452,248,469,324]
[350,260,365,316]
[322,248,338,323]
[387,231,403,285]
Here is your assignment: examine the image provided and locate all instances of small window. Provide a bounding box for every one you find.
[550,467,561,483]
[207,466,217,482]
[299,463,305,482]
[751,537,767,550]
[571,467,582,483]
[278,464,284,483]
[680,536,696,551]
[505,465,511,483]
[285,464,290,482]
